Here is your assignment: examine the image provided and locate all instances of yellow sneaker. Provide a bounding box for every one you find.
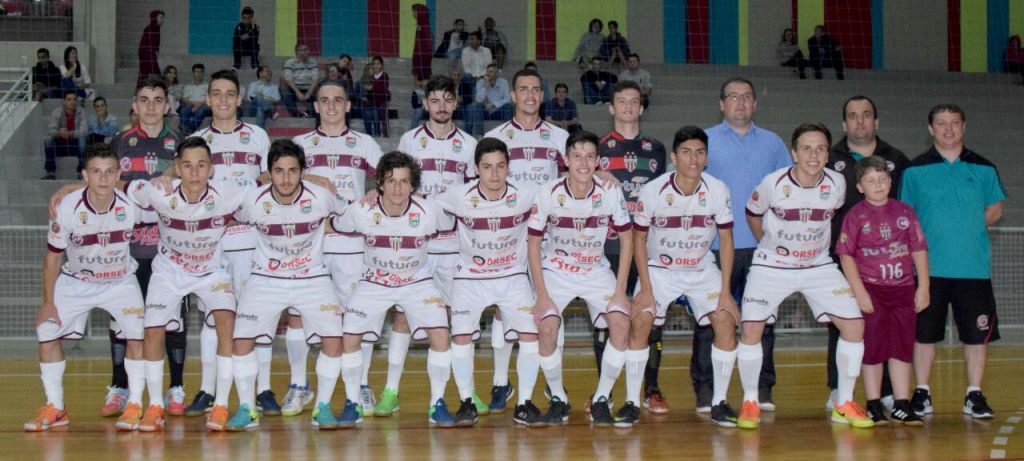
[832,401,875,428]
[206,405,229,431]
[139,404,166,432]
[24,403,69,432]
[737,400,761,429]
[115,402,143,431]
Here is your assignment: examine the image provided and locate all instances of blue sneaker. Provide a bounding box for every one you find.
[256,390,282,416]
[226,403,259,431]
[429,398,456,428]
[489,384,515,413]
[337,400,363,428]
[311,402,339,429]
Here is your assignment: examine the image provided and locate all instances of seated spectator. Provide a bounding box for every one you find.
[59,46,91,100]
[808,25,844,80]
[600,20,630,66]
[32,48,62,101]
[163,65,182,115]
[336,54,356,95]
[179,63,211,134]
[524,61,552,106]
[326,64,343,82]
[435,18,468,65]
[777,28,808,79]
[544,83,581,134]
[461,32,492,80]
[87,97,119,145]
[580,56,617,104]
[482,17,509,69]
[1005,34,1024,85]
[246,65,281,128]
[572,19,605,70]
[409,80,429,130]
[466,64,512,136]
[122,108,139,132]
[232,6,261,69]
[618,53,652,109]
[281,42,320,117]
[448,63,475,122]
[360,56,390,137]
[42,90,86,180]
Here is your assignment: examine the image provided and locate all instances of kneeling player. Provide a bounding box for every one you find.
[527,131,633,427]
[631,126,740,427]
[738,124,872,429]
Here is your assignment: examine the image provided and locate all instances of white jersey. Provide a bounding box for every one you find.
[527,177,632,275]
[485,119,568,188]
[295,127,383,254]
[332,197,454,287]
[634,172,733,272]
[398,124,477,254]
[438,179,536,280]
[745,167,845,269]
[48,188,141,283]
[235,181,347,279]
[127,179,247,276]
[193,122,269,251]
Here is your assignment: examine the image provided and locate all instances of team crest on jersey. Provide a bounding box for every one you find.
[641,140,652,151]
[819,185,831,200]
[861,222,871,234]
[799,207,813,223]
[170,196,179,210]
[680,215,692,230]
[129,137,138,147]
[311,135,320,146]
[547,215,559,226]
[607,139,617,149]
[119,157,131,172]
[523,147,535,162]
[599,157,610,170]
[598,216,610,227]
[390,235,403,252]
[896,216,910,230]
[97,232,111,247]
[488,216,501,233]
[352,156,362,169]
[408,212,421,228]
[262,201,272,214]
[461,216,475,227]
[282,223,296,239]
[50,221,60,233]
[420,137,429,148]
[212,216,225,227]
[452,138,463,153]
[704,216,715,227]
[654,216,667,228]
[782,185,791,198]
[469,196,480,208]
[513,213,525,225]
[592,193,602,209]
[649,159,658,172]
[879,223,892,240]
[115,206,127,222]
[834,161,846,172]
[624,153,638,172]
[345,136,356,148]
[504,129,514,140]
[372,212,383,225]
[435,158,447,174]
[205,134,214,144]
[305,155,315,166]
[185,220,199,233]
[557,194,566,207]
[456,162,466,174]
[698,191,706,207]
[365,234,376,246]
[203,195,215,211]
[144,154,159,175]
[327,154,340,170]
[300,199,312,214]
[246,153,257,165]
[240,131,251,144]
[163,138,175,152]
[222,152,235,167]
[71,233,83,246]
[665,193,674,207]
[78,211,89,224]
[539,128,550,140]
[573,217,586,232]
[506,193,517,208]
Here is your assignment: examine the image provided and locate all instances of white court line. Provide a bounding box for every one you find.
[993,437,1008,446]
[999,426,1014,434]
[1009,416,1023,423]
[990,448,1006,459]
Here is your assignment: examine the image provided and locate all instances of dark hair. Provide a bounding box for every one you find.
[475,137,510,166]
[554,82,568,92]
[512,68,540,88]
[719,77,755,101]
[267,139,307,171]
[790,123,832,150]
[135,76,168,97]
[256,65,270,78]
[608,20,619,29]
[928,103,966,124]
[470,31,482,41]
[241,6,253,16]
[566,130,600,154]
[62,89,78,99]
[842,95,878,120]
[191,63,205,72]
[375,151,422,194]
[627,53,640,60]
[612,80,641,98]
[454,18,464,25]
[93,96,107,106]
[63,46,80,77]
[209,68,239,92]
[672,126,709,152]
[424,75,456,98]
[524,61,537,69]
[316,79,349,99]
[163,65,179,85]
[781,28,795,45]
[83,143,118,168]
[589,18,603,31]
[854,155,890,182]
[37,48,49,57]
[339,54,352,62]
[295,42,308,52]
[487,63,499,72]
[175,136,212,159]
[372,56,384,65]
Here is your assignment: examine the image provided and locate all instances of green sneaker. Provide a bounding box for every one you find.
[311,402,340,430]
[472,391,490,415]
[226,403,259,431]
[374,388,400,416]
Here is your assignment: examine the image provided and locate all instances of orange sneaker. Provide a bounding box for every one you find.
[832,401,875,428]
[24,403,69,432]
[138,404,165,432]
[737,400,760,429]
[644,389,670,414]
[115,402,143,431]
[206,404,229,431]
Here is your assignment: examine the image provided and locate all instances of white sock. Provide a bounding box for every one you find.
[427,349,452,405]
[835,339,864,405]
[199,326,218,394]
[711,345,738,405]
[256,346,272,393]
[40,361,65,410]
[539,352,567,402]
[360,342,374,386]
[315,353,343,406]
[916,384,930,392]
[385,332,411,393]
[966,386,981,395]
[214,355,233,407]
[737,342,763,403]
[491,319,511,387]
[341,351,364,404]
[625,348,649,405]
[124,358,145,405]
[594,345,626,402]
[451,343,475,400]
[516,341,540,405]
[144,359,165,408]
[233,352,258,409]
[285,327,308,387]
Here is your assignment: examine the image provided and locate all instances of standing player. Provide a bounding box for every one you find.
[737,123,872,429]
[26,145,146,432]
[334,152,457,428]
[294,79,383,416]
[631,126,740,427]
[528,131,633,427]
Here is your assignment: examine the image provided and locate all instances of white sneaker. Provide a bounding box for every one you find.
[825,389,838,411]
[359,385,377,416]
[281,384,314,417]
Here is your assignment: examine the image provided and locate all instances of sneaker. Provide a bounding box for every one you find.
[512,400,547,427]
[359,385,377,417]
[311,402,340,429]
[374,388,400,416]
[337,400,364,428]
[206,404,229,431]
[613,402,641,428]
[711,401,739,428]
[185,391,215,417]
[25,403,70,432]
[910,388,933,416]
[41,173,57,180]
[737,400,761,429]
[589,397,614,427]
[585,392,613,415]
[115,402,141,431]
[866,400,889,426]
[880,394,895,414]
[471,390,490,416]
[256,390,282,416]
[226,403,260,431]
[488,384,514,413]
[824,389,838,411]
[891,400,924,426]
[101,386,130,417]
[545,397,571,425]
[695,387,713,413]
[428,399,456,428]
[643,388,670,414]
[164,386,186,416]
[454,398,478,427]
[758,387,776,412]
[963,391,995,419]
[831,401,875,428]
[281,384,314,416]
[139,404,166,432]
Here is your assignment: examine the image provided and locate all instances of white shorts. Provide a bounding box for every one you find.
[326,253,364,306]
[234,275,343,345]
[144,259,236,332]
[344,279,448,342]
[39,274,145,342]
[540,268,628,329]
[741,264,861,324]
[451,274,537,341]
[429,253,458,307]
[221,249,254,294]
[637,266,723,327]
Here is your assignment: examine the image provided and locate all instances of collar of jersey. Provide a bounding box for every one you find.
[669,172,705,196]
[376,196,414,217]
[559,177,597,200]
[315,126,350,138]
[420,123,458,140]
[81,187,117,214]
[473,181,511,201]
[175,183,212,204]
[209,121,244,135]
[128,123,170,139]
[785,166,826,189]
[510,118,543,132]
[269,182,307,206]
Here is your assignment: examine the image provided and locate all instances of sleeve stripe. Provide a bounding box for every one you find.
[527,227,545,237]
[47,244,65,253]
[718,221,734,229]
[632,224,650,232]
[612,223,633,232]
[745,208,764,217]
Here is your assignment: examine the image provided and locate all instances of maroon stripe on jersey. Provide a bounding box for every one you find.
[70,230,132,247]
[648,214,715,229]
[159,213,234,232]
[211,151,262,167]
[362,234,428,249]
[458,210,532,230]
[508,147,561,164]
[769,207,834,222]
[417,158,467,175]
[548,215,610,230]
[257,220,324,236]
[306,153,374,172]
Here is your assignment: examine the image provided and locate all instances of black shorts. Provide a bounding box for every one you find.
[915,277,999,345]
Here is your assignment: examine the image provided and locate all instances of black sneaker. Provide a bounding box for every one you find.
[41,173,56,180]
[695,387,713,414]
[184,390,215,417]
[454,397,478,427]
[963,391,995,419]
[590,397,614,427]
[866,399,889,426]
[891,400,924,426]
[512,400,547,427]
[545,396,570,425]
[256,390,282,416]
[758,387,775,411]
[910,388,933,416]
[613,401,640,428]
[710,401,738,428]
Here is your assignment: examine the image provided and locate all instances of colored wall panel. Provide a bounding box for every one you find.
[961,0,988,72]
[687,0,709,64]
[871,0,883,68]
[536,0,557,60]
[738,0,748,65]
[298,0,323,55]
[275,0,298,57]
[949,0,961,71]
[189,0,240,55]
[824,0,872,69]
[664,0,688,64]
[709,0,738,64]
[796,0,825,55]
[1012,0,1024,37]
[368,0,399,56]
[399,0,436,58]
[989,0,1009,71]
[322,0,367,58]
[555,0,628,61]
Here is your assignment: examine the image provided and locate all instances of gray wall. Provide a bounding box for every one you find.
[884,0,948,71]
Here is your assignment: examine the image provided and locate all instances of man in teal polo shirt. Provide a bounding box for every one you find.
[899,104,1006,420]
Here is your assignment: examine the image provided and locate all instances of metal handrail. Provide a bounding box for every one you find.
[0,67,32,145]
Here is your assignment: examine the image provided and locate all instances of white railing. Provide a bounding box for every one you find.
[0,67,33,146]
